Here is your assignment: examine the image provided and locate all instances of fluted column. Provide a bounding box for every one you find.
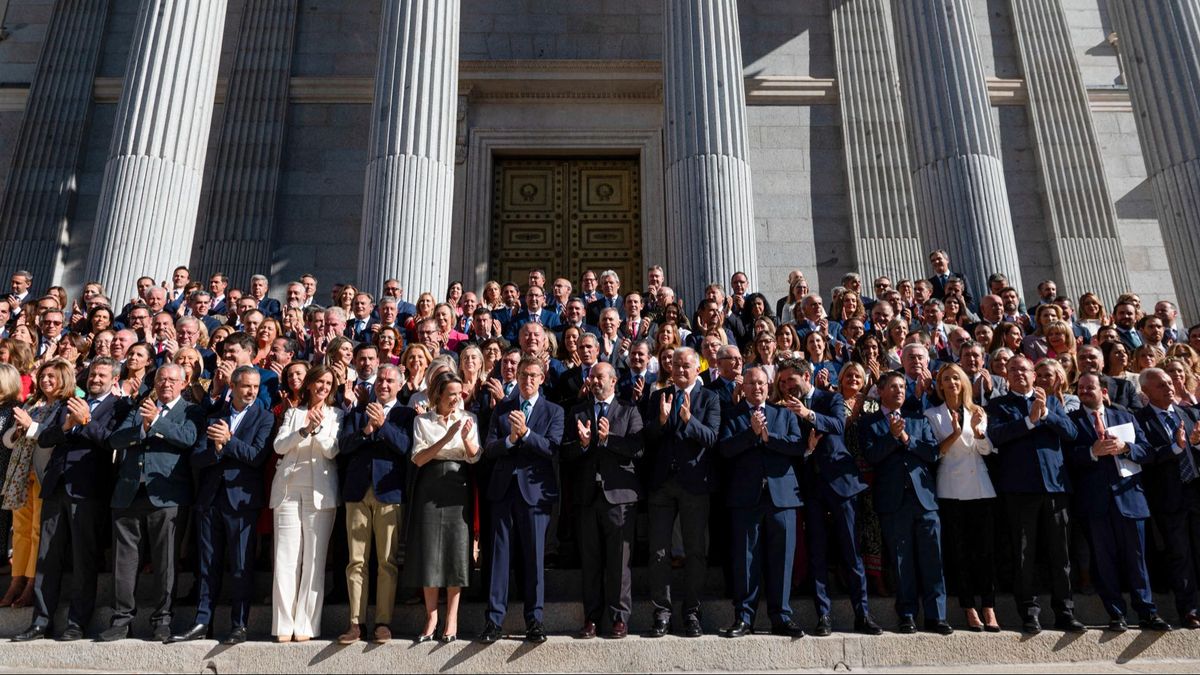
[85,0,229,298]
[1108,0,1200,321]
[663,0,757,307]
[1009,0,1129,303]
[892,0,1024,296]
[195,0,299,284]
[358,0,460,298]
[0,0,110,287]
[831,0,925,283]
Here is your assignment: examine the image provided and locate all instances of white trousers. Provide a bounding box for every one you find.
[272,493,335,638]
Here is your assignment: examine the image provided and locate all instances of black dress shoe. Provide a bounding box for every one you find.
[1140,616,1173,632]
[1184,612,1200,630]
[722,620,751,638]
[812,615,833,637]
[525,621,547,644]
[97,625,129,642]
[222,626,248,645]
[1107,617,1128,632]
[855,614,883,636]
[1022,618,1042,635]
[477,621,502,643]
[896,616,917,634]
[771,620,805,638]
[683,615,703,638]
[646,618,669,638]
[12,624,48,642]
[926,620,954,636]
[58,626,84,642]
[167,623,210,643]
[1055,615,1087,634]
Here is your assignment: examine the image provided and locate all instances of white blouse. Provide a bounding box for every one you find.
[413,409,480,464]
[924,403,996,501]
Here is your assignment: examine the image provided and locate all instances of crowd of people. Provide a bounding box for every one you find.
[0,250,1198,647]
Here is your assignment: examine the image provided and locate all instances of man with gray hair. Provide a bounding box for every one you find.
[248,273,280,320]
[586,269,624,325]
[643,347,722,638]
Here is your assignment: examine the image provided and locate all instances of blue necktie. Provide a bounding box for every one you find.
[1166,410,1198,483]
[521,399,532,417]
[597,401,609,420]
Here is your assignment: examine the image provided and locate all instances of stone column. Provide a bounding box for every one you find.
[0,0,110,287]
[831,0,925,283]
[1008,0,1130,303]
[85,0,229,298]
[195,0,299,284]
[663,0,757,307]
[1108,0,1200,320]
[358,0,460,298]
[892,0,1024,296]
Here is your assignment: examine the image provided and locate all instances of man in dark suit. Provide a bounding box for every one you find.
[207,273,230,317]
[586,270,625,326]
[208,332,278,410]
[561,362,643,640]
[170,366,275,645]
[1135,367,1200,629]
[555,298,601,341]
[1067,374,1171,632]
[617,340,656,412]
[986,355,1084,635]
[776,360,882,636]
[345,291,379,343]
[478,357,564,645]
[703,345,744,411]
[335,364,414,645]
[642,347,722,638]
[249,274,281,320]
[13,359,127,642]
[927,249,973,307]
[718,367,806,638]
[1078,345,1140,411]
[506,286,561,341]
[794,293,844,347]
[860,371,951,635]
[101,364,205,642]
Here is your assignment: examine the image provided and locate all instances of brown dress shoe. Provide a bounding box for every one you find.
[373,625,392,643]
[575,622,597,639]
[607,621,628,639]
[337,624,362,645]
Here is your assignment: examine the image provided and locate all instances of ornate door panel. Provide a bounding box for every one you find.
[491,158,642,290]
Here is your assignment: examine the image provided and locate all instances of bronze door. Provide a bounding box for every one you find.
[490,158,643,290]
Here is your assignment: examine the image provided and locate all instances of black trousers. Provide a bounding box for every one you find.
[31,489,104,631]
[1155,488,1200,618]
[1005,492,1073,620]
[648,479,709,621]
[939,497,997,609]
[194,504,257,627]
[578,495,635,625]
[111,491,179,628]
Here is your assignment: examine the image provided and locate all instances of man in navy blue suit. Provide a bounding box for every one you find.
[506,286,561,341]
[478,357,564,645]
[1067,374,1171,632]
[102,364,206,642]
[207,332,278,411]
[860,371,952,635]
[617,340,656,413]
[249,274,281,320]
[13,359,127,643]
[336,364,415,645]
[986,355,1084,635]
[718,367,806,638]
[642,347,722,638]
[927,249,973,307]
[794,293,844,347]
[777,359,882,636]
[170,366,275,645]
[1135,367,1200,629]
[585,270,626,326]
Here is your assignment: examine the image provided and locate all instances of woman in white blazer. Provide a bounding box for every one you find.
[925,363,1000,633]
[271,364,343,642]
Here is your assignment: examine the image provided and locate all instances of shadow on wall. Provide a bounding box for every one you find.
[1114,180,1157,221]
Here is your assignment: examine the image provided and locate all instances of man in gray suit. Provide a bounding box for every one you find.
[100,364,205,643]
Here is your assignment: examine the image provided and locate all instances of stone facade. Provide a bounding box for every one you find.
[0,0,1185,316]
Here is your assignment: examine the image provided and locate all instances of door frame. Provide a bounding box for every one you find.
[461,129,665,291]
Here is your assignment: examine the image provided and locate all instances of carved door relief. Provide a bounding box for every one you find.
[490,158,643,290]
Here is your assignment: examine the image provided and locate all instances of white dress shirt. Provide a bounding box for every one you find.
[413,409,480,463]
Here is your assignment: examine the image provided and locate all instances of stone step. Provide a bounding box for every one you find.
[0,592,1185,639]
[0,629,1197,673]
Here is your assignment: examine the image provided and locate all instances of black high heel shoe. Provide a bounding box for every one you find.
[439,633,457,643]
[414,633,435,644]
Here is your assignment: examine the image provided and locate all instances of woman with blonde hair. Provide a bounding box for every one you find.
[271,364,344,642]
[831,289,866,325]
[1,359,74,607]
[1164,357,1199,407]
[1076,293,1110,336]
[481,281,503,311]
[404,292,437,343]
[1130,344,1165,374]
[925,363,999,632]
[0,364,24,582]
[1035,358,1079,412]
[0,339,35,400]
[883,318,908,371]
[404,372,480,642]
[836,362,887,596]
[746,331,778,381]
[398,344,433,405]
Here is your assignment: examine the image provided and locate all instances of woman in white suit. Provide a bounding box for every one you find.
[924,363,999,633]
[271,364,343,642]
